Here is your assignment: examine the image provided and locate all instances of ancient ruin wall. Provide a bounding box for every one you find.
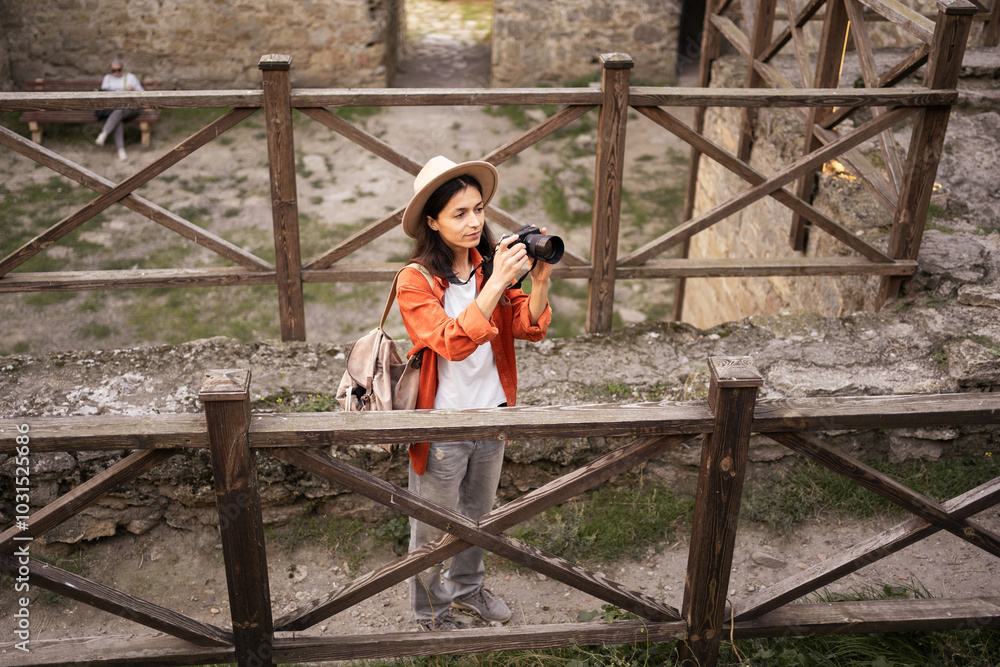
[491,0,683,86]
[681,56,896,329]
[0,0,403,89]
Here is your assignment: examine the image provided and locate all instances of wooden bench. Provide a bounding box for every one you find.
[20,78,162,147]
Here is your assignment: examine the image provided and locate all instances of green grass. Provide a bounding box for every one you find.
[742,453,999,531]
[507,480,694,564]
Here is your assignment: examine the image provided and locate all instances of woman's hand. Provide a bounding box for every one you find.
[491,233,533,288]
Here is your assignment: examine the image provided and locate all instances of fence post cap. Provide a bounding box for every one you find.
[600,53,635,69]
[707,357,763,388]
[199,369,252,401]
[936,0,978,14]
[259,54,293,71]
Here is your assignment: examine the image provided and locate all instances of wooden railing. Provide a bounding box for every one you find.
[2,357,999,667]
[672,0,979,319]
[0,0,979,338]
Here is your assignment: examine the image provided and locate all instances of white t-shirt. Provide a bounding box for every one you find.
[434,279,507,410]
[101,72,144,92]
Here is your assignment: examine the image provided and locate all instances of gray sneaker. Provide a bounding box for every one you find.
[452,585,512,623]
[417,610,462,631]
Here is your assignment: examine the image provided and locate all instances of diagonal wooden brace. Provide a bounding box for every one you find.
[768,430,1000,558]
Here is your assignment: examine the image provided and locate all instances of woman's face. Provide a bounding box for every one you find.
[427,185,485,257]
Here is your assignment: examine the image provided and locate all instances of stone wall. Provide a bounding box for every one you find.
[491,0,682,86]
[0,0,403,89]
[680,49,1000,329]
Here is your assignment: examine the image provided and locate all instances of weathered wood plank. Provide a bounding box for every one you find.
[879,2,975,305]
[619,107,913,264]
[768,430,1000,558]
[0,268,277,292]
[303,209,402,270]
[845,0,905,195]
[289,88,605,107]
[628,85,957,107]
[4,392,997,456]
[274,433,691,630]
[260,57,304,343]
[0,85,959,113]
[249,402,716,449]
[0,415,208,453]
[630,105,896,264]
[0,107,257,277]
[0,555,233,647]
[762,0,829,63]
[731,597,1000,637]
[681,358,762,667]
[200,368,274,666]
[481,104,596,166]
[298,106,423,175]
[275,620,689,663]
[734,475,1000,620]
[0,634,234,667]
[587,54,633,334]
[273,446,680,624]
[855,0,937,43]
[790,0,852,250]
[616,257,916,278]
[0,123,273,272]
[737,0,778,161]
[753,392,1000,431]
[0,449,176,553]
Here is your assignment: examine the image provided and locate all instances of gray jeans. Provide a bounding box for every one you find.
[407,439,504,621]
[100,109,140,149]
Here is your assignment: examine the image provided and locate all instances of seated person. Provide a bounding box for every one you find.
[95,58,144,161]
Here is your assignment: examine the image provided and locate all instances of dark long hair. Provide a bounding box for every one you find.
[408,175,496,284]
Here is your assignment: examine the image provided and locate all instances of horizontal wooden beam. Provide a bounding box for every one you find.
[615,257,917,278]
[0,634,234,666]
[0,414,209,453]
[8,596,998,667]
[249,403,715,449]
[0,267,277,292]
[630,86,956,108]
[732,596,1000,638]
[4,392,999,454]
[0,86,958,114]
[753,392,1000,431]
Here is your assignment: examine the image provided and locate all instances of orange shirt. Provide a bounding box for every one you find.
[396,249,551,474]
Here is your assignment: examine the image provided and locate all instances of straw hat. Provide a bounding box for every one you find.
[402,156,499,238]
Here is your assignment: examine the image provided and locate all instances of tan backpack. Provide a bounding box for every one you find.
[336,264,432,449]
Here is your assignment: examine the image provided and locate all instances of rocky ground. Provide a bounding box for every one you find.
[1,1,1000,662]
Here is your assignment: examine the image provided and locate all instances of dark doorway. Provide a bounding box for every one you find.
[394,0,494,88]
[677,0,707,78]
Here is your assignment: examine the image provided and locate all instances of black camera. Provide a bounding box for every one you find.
[501,225,564,264]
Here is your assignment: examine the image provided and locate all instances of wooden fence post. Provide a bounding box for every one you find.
[788,0,851,251]
[679,357,762,667]
[259,54,306,341]
[586,53,633,334]
[674,0,726,322]
[736,0,779,162]
[877,0,976,306]
[200,369,274,667]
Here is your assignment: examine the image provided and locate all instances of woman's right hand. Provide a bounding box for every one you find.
[490,234,531,288]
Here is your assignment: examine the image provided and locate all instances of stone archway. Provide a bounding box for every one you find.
[393,0,494,88]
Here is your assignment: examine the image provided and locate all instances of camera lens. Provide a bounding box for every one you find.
[526,233,564,264]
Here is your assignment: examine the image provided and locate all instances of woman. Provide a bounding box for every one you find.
[397,155,553,631]
[95,58,145,161]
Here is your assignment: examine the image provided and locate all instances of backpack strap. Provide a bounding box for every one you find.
[379,263,433,329]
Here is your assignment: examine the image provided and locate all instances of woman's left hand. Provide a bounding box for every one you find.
[528,227,555,284]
